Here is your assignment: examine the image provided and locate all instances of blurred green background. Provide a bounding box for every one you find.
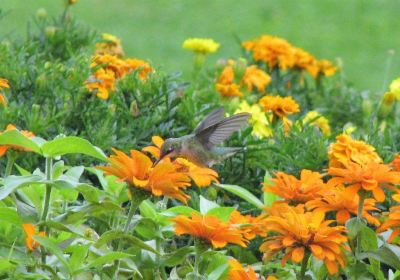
[1,0,399,91]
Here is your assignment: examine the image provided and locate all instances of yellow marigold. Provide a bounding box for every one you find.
[306,183,380,226]
[328,134,382,168]
[142,136,219,187]
[264,169,327,204]
[260,203,348,275]
[172,212,248,248]
[377,194,400,242]
[303,111,331,136]
[241,65,271,92]
[242,35,296,70]
[22,224,46,251]
[234,101,272,138]
[328,161,400,202]
[259,95,300,118]
[97,149,193,202]
[182,38,220,54]
[0,78,9,89]
[95,33,125,57]
[317,59,337,77]
[0,124,35,157]
[389,77,400,100]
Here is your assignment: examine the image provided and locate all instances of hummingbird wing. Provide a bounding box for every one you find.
[194,107,225,134]
[195,112,250,148]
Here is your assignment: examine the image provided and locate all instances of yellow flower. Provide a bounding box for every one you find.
[328,134,382,168]
[0,78,9,106]
[95,33,124,57]
[317,59,337,77]
[182,38,220,54]
[390,77,400,98]
[303,111,331,136]
[235,101,272,138]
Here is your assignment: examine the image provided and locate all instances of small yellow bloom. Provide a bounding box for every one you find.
[0,78,9,89]
[317,59,337,77]
[389,77,400,98]
[235,101,272,138]
[95,33,124,57]
[303,111,331,136]
[182,38,220,54]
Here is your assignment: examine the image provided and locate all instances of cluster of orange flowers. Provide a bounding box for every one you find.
[0,78,10,106]
[0,124,35,157]
[242,35,337,78]
[216,59,271,98]
[98,136,218,203]
[86,54,153,100]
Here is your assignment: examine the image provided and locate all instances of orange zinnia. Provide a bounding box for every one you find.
[97,149,192,202]
[0,124,35,157]
[328,134,382,168]
[172,212,248,248]
[226,259,258,280]
[328,161,400,202]
[260,203,348,275]
[142,136,219,187]
[390,154,400,172]
[377,194,400,242]
[228,210,266,240]
[22,224,46,251]
[306,183,380,226]
[264,169,327,204]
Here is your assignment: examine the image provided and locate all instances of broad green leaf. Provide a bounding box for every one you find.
[41,136,107,161]
[346,217,364,240]
[360,244,400,270]
[161,206,199,217]
[140,200,158,220]
[41,221,85,237]
[84,252,132,269]
[0,259,15,272]
[200,195,219,214]
[0,130,42,154]
[161,246,194,267]
[207,263,229,280]
[75,184,100,203]
[214,184,263,208]
[32,235,71,272]
[0,207,22,225]
[67,244,90,273]
[95,230,160,255]
[0,175,46,200]
[135,218,161,239]
[206,207,235,222]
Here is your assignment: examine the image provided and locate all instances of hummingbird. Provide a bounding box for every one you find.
[158,107,250,167]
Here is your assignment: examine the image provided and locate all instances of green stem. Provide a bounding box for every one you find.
[5,154,16,177]
[40,157,53,264]
[356,191,366,257]
[299,252,310,280]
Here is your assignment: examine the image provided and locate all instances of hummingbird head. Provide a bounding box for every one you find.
[158,138,181,162]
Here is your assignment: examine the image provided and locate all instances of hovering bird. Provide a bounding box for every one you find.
[158,107,250,167]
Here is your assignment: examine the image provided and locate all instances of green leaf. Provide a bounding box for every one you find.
[360,244,400,270]
[161,246,194,267]
[0,175,46,200]
[32,235,71,272]
[263,171,279,206]
[215,184,263,208]
[41,136,107,161]
[206,207,235,222]
[84,252,132,269]
[207,263,229,280]
[41,220,85,237]
[135,218,161,239]
[139,200,158,220]
[0,259,15,273]
[161,206,199,217]
[0,207,22,225]
[200,195,219,214]
[67,244,90,273]
[95,230,160,255]
[0,130,42,154]
[75,184,100,203]
[345,217,364,240]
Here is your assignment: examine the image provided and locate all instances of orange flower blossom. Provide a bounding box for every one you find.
[377,194,400,243]
[22,224,46,251]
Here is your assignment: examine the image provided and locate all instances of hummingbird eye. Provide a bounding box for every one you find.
[167,147,174,153]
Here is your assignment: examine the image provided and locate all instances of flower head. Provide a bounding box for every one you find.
[328,134,382,168]
[0,124,35,157]
[328,162,400,202]
[226,259,258,280]
[182,38,220,54]
[172,212,248,248]
[317,60,337,77]
[389,77,400,98]
[377,194,400,242]
[260,203,348,275]
[241,65,271,92]
[259,95,300,118]
[303,111,331,136]
[95,33,125,57]
[264,169,327,204]
[306,183,380,225]
[234,101,272,138]
[228,210,266,240]
[22,224,46,251]
[391,154,400,172]
[0,78,10,106]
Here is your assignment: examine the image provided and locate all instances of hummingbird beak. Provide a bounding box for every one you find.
[153,153,166,166]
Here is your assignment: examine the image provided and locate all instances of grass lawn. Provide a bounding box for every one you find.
[1,0,399,91]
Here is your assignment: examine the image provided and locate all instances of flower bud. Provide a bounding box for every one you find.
[45,26,57,38]
[36,8,47,19]
[378,91,396,119]
[130,100,139,117]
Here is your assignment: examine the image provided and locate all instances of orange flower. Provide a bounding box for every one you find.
[377,195,400,242]
[216,83,243,97]
[85,68,116,100]
[226,259,258,280]
[22,224,46,251]
[328,162,400,202]
[328,134,382,168]
[0,78,9,89]
[390,154,400,172]
[228,210,266,240]
[241,65,271,92]
[0,124,35,157]
[306,183,380,225]
[142,136,219,187]
[264,170,327,204]
[97,149,192,202]
[293,47,318,77]
[172,212,248,248]
[260,203,348,275]
[259,95,300,118]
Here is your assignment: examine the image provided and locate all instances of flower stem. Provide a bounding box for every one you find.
[40,157,53,264]
[5,154,16,177]
[300,252,310,280]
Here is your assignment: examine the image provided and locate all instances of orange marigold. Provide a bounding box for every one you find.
[85,68,116,100]
[377,194,400,242]
[328,134,382,168]
[306,183,380,226]
[241,65,271,92]
[172,212,248,248]
[264,169,327,204]
[22,224,46,251]
[0,124,35,157]
[260,203,348,275]
[317,60,337,77]
[216,83,243,98]
[259,95,300,118]
[328,162,400,202]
